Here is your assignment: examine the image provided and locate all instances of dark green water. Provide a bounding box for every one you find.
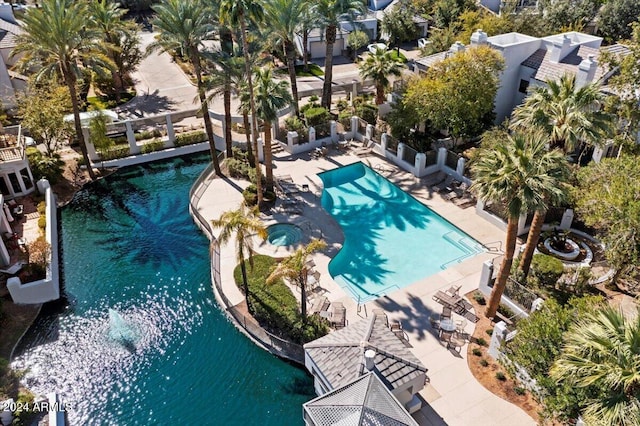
[12,154,313,425]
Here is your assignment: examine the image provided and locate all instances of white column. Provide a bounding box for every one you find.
[257,137,264,162]
[397,142,405,160]
[330,121,338,143]
[381,133,388,151]
[125,121,140,155]
[478,260,494,295]
[559,209,574,230]
[415,152,426,177]
[350,116,359,138]
[488,321,508,360]
[83,128,99,161]
[165,115,175,148]
[436,147,447,170]
[309,126,316,144]
[456,157,465,176]
[287,131,297,148]
[365,124,374,141]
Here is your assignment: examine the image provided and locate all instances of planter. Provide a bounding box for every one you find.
[543,237,581,261]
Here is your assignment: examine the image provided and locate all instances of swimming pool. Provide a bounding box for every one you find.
[319,162,483,303]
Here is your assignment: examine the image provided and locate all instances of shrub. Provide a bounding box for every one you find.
[497,304,515,320]
[304,107,331,127]
[26,149,64,184]
[37,201,46,215]
[472,348,482,356]
[29,236,50,269]
[531,253,564,287]
[309,95,319,103]
[338,110,352,128]
[175,130,207,147]
[141,140,164,154]
[226,158,252,180]
[100,144,131,160]
[479,358,489,367]
[486,328,493,336]
[284,116,308,140]
[242,184,258,206]
[135,129,162,141]
[37,216,46,230]
[336,99,348,112]
[473,291,486,305]
[356,103,378,124]
[300,101,320,114]
[476,337,487,347]
[514,386,526,396]
[495,371,506,381]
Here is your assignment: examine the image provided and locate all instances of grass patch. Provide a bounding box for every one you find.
[87,91,136,110]
[389,49,408,63]
[234,255,329,344]
[294,64,324,77]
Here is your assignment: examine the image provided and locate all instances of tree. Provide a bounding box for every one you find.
[573,156,640,291]
[89,110,115,168]
[253,67,292,192]
[405,45,504,140]
[13,0,113,181]
[314,0,366,109]
[266,239,326,319]
[211,204,267,310]
[538,0,600,32]
[221,0,265,205]
[264,0,306,116]
[152,0,222,176]
[432,0,475,28]
[358,48,405,105]
[603,23,640,93]
[598,0,640,42]
[89,0,142,101]
[346,30,369,61]
[503,296,605,423]
[510,74,613,154]
[18,79,73,157]
[381,5,419,45]
[551,306,640,425]
[419,24,457,55]
[455,9,513,44]
[471,132,562,318]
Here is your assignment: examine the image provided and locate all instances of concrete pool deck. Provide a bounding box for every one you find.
[193,147,535,426]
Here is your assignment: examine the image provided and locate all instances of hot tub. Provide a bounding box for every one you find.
[266,223,303,247]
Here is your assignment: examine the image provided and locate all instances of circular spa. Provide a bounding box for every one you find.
[266,223,303,246]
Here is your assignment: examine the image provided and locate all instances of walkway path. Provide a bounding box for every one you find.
[193,148,535,426]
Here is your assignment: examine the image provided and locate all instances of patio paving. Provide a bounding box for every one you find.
[193,146,535,426]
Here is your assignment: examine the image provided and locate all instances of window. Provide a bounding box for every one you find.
[518,79,530,94]
[0,177,8,196]
[20,168,32,190]
[8,173,21,194]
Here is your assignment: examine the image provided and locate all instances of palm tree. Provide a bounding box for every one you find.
[358,47,405,105]
[211,204,267,310]
[220,0,265,206]
[152,0,222,175]
[253,67,292,192]
[471,132,564,318]
[314,0,366,109]
[13,0,113,181]
[264,0,306,116]
[510,74,613,277]
[89,0,138,102]
[550,307,640,426]
[266,239,326,319]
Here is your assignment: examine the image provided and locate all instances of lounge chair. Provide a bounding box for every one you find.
[447,332,466,352]
[432,290,462,309]
[330,302,346,328]
[441,306,452,320]
[444,285,461,297]
[309,296,330,315]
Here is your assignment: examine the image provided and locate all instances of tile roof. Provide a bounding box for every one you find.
[521,45,610,83]
[304,314,427,391]
[0,18,22,49]
[414,51,448,69]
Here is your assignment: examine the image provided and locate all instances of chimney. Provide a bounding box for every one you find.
[549,35,572,63]
[449,41,465,55]
[364,349,376,371]
[470,29,488,46]
[576,54,598,88]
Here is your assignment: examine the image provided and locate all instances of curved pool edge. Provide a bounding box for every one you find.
[187,161,306,366]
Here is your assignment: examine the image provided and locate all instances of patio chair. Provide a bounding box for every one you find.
[432,290,462,308]
[447,332,466,353]
[441,306,452,320]
[455,319,468,333]
[309,296,330,315]
[307,270,321,288]
[429,314,441,331]
[444,285,461,297]
[330,302,346,328]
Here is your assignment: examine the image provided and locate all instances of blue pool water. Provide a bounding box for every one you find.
[12,154,313,425]
[319,162,483,303]
[267,223,303,246]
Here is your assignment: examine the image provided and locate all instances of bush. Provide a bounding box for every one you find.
[514,386,526,396]
[100,144,131,161]
[234,255,329,344]
[336,99,348,112]
[226,157,252,180]
[284,116,308,140]
[486,328,493,336]
[36,201,46,215]
[309,95,319,102]
[141,140,164,154]
[304,107,331,127]
[242,184,258,206]
[175,130,207,147]
[356,103,378,124]
[473,291,486,305]
[135,129,162,141]
[472,348,482,356]
[531,253,564,287]
[497,304,515,320]
[495,371,507,381]
[476,337,487,347]
[300,101,320,114]
[37,216,46,230]
[338,110,352,128]
[479,358,489,367]
[26,149,64,184]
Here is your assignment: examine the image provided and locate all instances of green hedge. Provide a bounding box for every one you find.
[304,107,331,127]
[100,144,131,161]
[234,255,329,344]
[531,253,564,287]
[175,130,207,147]
[356,103,378,124]
[135,129,162,141]
[141,140,164,154]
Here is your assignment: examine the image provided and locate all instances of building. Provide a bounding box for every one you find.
[0,125,35,199]
[303,311,428,416]
[414,30,629,123]
[0,3,26,111]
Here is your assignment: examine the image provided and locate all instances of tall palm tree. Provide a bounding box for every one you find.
[253,67,292,192]
[264,0,306,116]
[266,239,326,319]
[89,0,137,102]
[314,0,366,109]
[471,132,563,318]
[152,0,222,175]
[358,47,405,105]
[220,0,265,206]
[211,204,267,310]
[13,0,113,181]
[510,74,613,277]
[550,307,640,426]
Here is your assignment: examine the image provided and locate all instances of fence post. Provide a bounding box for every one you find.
[309,126,316,144]
[165,114,175,148]
[351,116,359,139]
[365,124,374,141]
[415,152,426,177]
[456,156,465,177]
[330,120,338,143]
[437,147,447,170]
[397,142,405,161]
[381,133,388,151]
[125,121,140,155]
[287,131,297,149]
[257,137,264,162]
[478,260,494,296]
[488,321,508,360]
